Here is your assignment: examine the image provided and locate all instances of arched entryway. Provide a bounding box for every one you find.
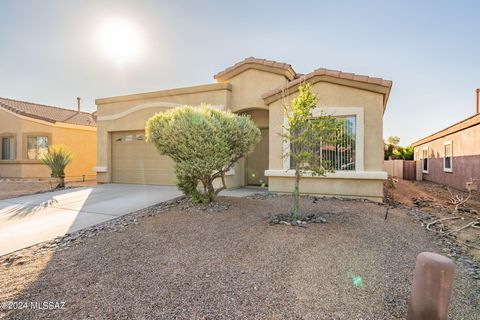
[238,109,269,186]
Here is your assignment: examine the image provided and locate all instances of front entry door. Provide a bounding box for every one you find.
[245,128,269,186]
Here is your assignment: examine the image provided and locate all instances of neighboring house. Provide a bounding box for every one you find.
[0,97,97,180]
[412,112,480,191]
[95,57,392,202]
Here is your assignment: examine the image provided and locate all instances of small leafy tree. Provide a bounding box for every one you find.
[146,105,260,203]
[40,145,73,188]
[394,145,414,160]
[282,84,343,219]
[386,135,400,146]
[384,136,401,160]
[384,143,395,160]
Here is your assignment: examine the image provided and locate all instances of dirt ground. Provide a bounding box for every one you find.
[1,195,478,319]
[388,179,480,260]
[0,180,97,200]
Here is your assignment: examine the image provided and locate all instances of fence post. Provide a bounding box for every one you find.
[407,252,455,320]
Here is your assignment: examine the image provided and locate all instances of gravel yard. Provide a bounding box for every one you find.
[1,195,479,319]
[388,179,480,261]
[0,180,96,200]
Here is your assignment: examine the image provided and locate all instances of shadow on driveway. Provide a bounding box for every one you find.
[0,184,182,256]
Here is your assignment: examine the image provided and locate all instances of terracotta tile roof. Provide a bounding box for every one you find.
[0,97,96,127]
[412,112,480,147]
[214,57,297,81]
[262,67,392,100]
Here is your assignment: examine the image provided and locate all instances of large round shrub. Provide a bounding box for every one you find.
[146,105,260,203]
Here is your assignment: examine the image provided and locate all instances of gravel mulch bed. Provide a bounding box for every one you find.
[0,180,96,200]
[1,195,479,319]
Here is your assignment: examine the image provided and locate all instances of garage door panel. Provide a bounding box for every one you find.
[111,131,175,185]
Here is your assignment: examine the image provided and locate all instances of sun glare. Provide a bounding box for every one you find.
[95,17,144,66]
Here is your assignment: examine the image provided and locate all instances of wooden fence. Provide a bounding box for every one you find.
[403,160,416,181]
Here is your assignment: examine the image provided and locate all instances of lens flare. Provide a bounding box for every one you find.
[348,272,364,288]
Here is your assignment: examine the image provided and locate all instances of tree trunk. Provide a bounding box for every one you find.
[214,173,227,196]
[204,178,216,203]
[292,166,301,217]
[59,174,65,189]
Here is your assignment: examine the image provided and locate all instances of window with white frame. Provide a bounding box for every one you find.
[1,136,15,160]
[27,136,48,160]
[422,147,429,173]
[289,115,356,171]
[443,141,452,172]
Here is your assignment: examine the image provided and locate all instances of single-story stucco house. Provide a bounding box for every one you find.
[412,111,480,191]
[95,57,392,202]
[0,97,97,180]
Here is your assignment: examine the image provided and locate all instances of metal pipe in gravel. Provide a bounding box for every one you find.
[407,252,456,320]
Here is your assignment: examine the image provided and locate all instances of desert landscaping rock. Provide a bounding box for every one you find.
[1,195,479,319]
[269,208,328,227]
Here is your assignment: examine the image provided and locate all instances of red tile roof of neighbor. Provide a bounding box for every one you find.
[0,97,96,127]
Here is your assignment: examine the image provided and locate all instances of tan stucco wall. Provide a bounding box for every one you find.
[96,85,231,117]
[269,82,384,170]
[95,65,388,202]
[241,109,269,128]
[0,108,97,180]
[269,176,384,202]
[95,84,234,184]
[267,81,386,202]
[224,69,289,112]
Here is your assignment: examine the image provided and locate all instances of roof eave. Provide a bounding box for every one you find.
[214,63,296,82]
[411,113,480,147]
[95,83,232,105]
[262,74,392,108]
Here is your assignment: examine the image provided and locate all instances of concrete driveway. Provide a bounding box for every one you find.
[0,184,182,256]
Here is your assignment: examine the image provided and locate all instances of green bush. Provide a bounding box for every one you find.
[146,105,260,203]
[395,145,414,160]
[40,145,73,188]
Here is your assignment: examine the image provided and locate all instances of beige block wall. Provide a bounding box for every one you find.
[0,109,97,180]
[383,160,404,178]
[267,81,386,202]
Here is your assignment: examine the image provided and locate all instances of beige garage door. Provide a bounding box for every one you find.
[111,131,175,185]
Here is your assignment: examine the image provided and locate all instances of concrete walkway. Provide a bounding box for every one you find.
[0,184,182,256]
[220,187,268,197]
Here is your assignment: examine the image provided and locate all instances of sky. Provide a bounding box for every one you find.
[0,0,479,145]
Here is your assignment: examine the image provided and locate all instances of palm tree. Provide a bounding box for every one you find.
[40,145,73,188]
